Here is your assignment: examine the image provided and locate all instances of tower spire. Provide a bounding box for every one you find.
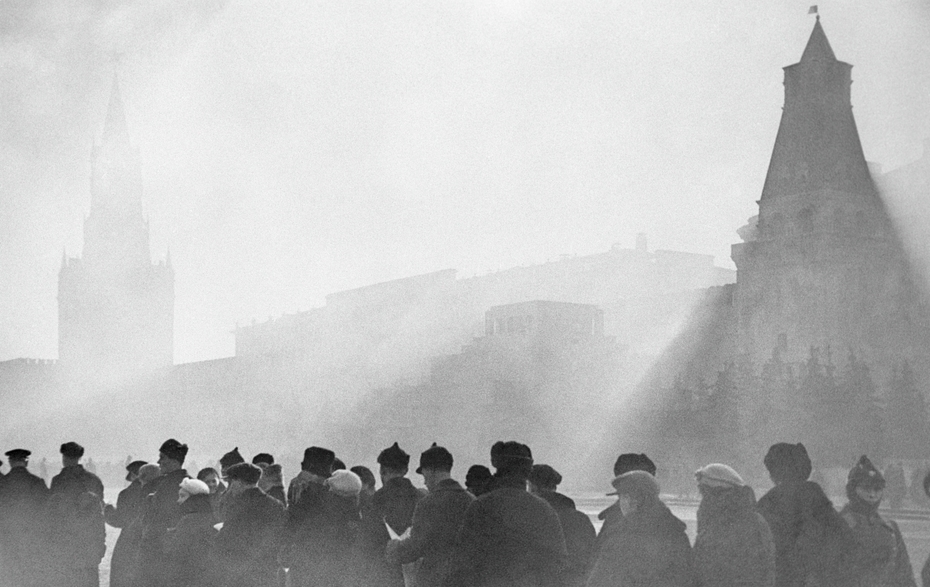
[800,17,836,63]
[102,72,129,143]
[759,18,874,202]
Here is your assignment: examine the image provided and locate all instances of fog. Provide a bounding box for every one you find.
[3,1,928,363]
[2,2,930,487]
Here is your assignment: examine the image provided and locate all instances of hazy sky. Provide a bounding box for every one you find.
[1,0,928,364]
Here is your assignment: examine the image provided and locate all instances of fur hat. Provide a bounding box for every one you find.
[180,478,210,496]
[159,439,189,464]
[252,453,275,467]
[846,455,885,498]
[219,447,245,471]
[614,453,657,476]
[695,463,745,488]
[302,446,336,477]
[416,443,454,473]
[764,442,812,483]
[608,470,661,501]
[377,442,410,469]
[490,441,534,475]
[226,462,262,485]
[326,469,363,497]
[529,464,562,490]
[60,442,85,459]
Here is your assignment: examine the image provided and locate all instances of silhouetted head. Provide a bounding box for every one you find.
[490,441,533,479]
[764,443,811,485]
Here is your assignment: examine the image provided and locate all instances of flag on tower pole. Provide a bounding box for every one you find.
[808,5,818,14]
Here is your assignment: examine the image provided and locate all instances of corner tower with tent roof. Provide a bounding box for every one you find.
[58,75,174,377]
[731,17,928,372]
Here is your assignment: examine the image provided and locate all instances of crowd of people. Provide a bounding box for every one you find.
[0,438,926,587]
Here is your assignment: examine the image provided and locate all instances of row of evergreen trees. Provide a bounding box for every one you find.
[654,346,930,468]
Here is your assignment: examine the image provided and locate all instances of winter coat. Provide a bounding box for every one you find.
[356,487,399,587]
[48,465,107,570]
[106,479,147,587]
[259,464,286,506]
[445,476,569,587]
[392,478,474,587]
[285,480,360,587]
[693,485,775,587]
[214,486,286,587]
[138,468,190,587]
[840,501,916,587]
[757,481,856,587]
[587,496,693,587]
[537,490,597,587]
[373,476,426,535]
[0,466,50,587]
[165,494,218,587]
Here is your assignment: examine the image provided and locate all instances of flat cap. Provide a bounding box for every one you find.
[5,449,31,460]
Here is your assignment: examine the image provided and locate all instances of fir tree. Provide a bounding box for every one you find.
[887,360,930,459]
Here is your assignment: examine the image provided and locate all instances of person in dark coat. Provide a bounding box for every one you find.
[692,463,775,587]
[465,465,493,497]
[105,460,148,587]
[285,446,352,587]
[446,441,568,587]
[840,456,916,587]
[0,448,49,587]
[596,452,656,543]
[165,478,218,587]
[756,442,856,587]
[214,463,286,587]
[219,448,245,477]
[587,470,693,587]
[47,441,106,587]
[259,464,287,506]
[386,443,474,587]
[528,464,596,587]
[364,442,425,587]
[139,439,191,587]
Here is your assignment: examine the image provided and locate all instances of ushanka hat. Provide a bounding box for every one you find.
[226,462,262,485]
[60,442,85,459]
[614,453,657,476]
[302,446,336,477]
[159,439,189,463]
[529,464,563,490]
[252,453,275,467]
[377,442,410,469]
